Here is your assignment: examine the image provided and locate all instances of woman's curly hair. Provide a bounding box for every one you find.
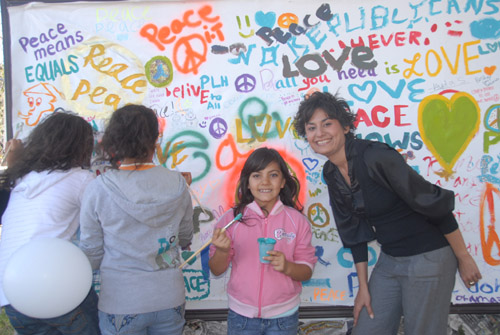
[0,112,94,190]
[293,91,357,140]
[99,104,158,168]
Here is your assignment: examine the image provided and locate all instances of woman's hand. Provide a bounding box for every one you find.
[211,228,231,253]
[457,254,482,289]
[353,286,374,327]
[444,229,482,289]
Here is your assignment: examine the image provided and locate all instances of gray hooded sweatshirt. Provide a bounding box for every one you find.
[79,166,194,314]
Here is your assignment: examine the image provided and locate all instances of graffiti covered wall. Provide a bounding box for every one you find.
[4,0,500,307]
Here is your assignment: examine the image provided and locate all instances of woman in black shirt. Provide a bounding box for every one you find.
[293,92,481,335]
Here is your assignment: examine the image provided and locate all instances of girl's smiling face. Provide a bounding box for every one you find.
[248,161,286,213]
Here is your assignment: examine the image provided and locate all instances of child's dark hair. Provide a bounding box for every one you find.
[100,104,159,168]
[0,112,94,190]
[294,91,357,140]
[234,147,303,217]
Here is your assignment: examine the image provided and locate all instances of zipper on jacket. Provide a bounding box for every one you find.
[258,217,269,317]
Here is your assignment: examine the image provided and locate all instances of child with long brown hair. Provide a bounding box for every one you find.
[0,112,100,335]
[209,147,317,335]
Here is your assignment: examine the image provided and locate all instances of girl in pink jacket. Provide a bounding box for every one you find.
[209,147,317,335]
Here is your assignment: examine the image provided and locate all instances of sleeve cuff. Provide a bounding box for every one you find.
[432,212,459,235]
[350,243,368,264]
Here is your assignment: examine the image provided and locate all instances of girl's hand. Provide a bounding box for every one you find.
[4,139,23,166]
[353,287,373,327]
[264,250,289,274]
[211,228,231,253]
[209,228,232,276]
[181,172,192,185]
[457,254,482,289]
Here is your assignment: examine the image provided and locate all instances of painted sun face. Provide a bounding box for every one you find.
[248,161,286,214]
[304,108,349,162]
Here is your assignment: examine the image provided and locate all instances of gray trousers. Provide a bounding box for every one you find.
[352,246,457,335]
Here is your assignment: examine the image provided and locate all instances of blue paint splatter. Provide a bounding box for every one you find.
[470,18,500,39]
[315,246,331,266]
[201,246,210,281]
[303,278,331,287]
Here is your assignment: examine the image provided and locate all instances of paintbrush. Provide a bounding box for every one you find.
[174,166,211,219]
[178,213,243,269]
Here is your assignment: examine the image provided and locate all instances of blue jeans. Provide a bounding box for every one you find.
[227,309,299,335]
[4,289,100,335]
[98,303,185,335]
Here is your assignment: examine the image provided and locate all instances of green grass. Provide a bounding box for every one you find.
[0,308,14,335]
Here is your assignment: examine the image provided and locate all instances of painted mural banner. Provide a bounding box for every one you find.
[2,0,500,308]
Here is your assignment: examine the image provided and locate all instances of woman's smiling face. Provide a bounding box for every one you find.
[305,108,349,161]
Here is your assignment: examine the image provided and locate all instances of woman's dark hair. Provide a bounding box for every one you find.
[234,147,303,217]
[0,112,94,189]
[294,91,357,140]
[100,104,159,168]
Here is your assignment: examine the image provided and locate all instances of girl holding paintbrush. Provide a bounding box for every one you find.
[209,147,317,335]
[79,104,194,335]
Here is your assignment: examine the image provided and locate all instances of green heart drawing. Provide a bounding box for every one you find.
[418,92,480,174]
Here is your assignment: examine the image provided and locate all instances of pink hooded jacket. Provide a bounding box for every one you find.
[209,200,317,318]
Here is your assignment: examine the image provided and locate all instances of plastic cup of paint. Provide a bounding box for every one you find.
[258,238,276,263]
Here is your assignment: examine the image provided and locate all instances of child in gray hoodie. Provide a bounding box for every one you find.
[79,104,194,335]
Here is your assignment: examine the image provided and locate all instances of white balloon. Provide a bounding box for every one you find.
[2,237,92,319]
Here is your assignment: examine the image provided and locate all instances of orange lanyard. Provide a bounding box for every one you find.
[118,163,155,171]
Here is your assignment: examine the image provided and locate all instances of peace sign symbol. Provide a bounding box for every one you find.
[209,117,228,139]
[235,74,256,93]
[145,56,173,88]
[307,203,330,228]
[485,104,500,133]
[173,34,207,75]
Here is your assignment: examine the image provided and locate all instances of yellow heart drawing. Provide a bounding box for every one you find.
[418,92,480,176]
